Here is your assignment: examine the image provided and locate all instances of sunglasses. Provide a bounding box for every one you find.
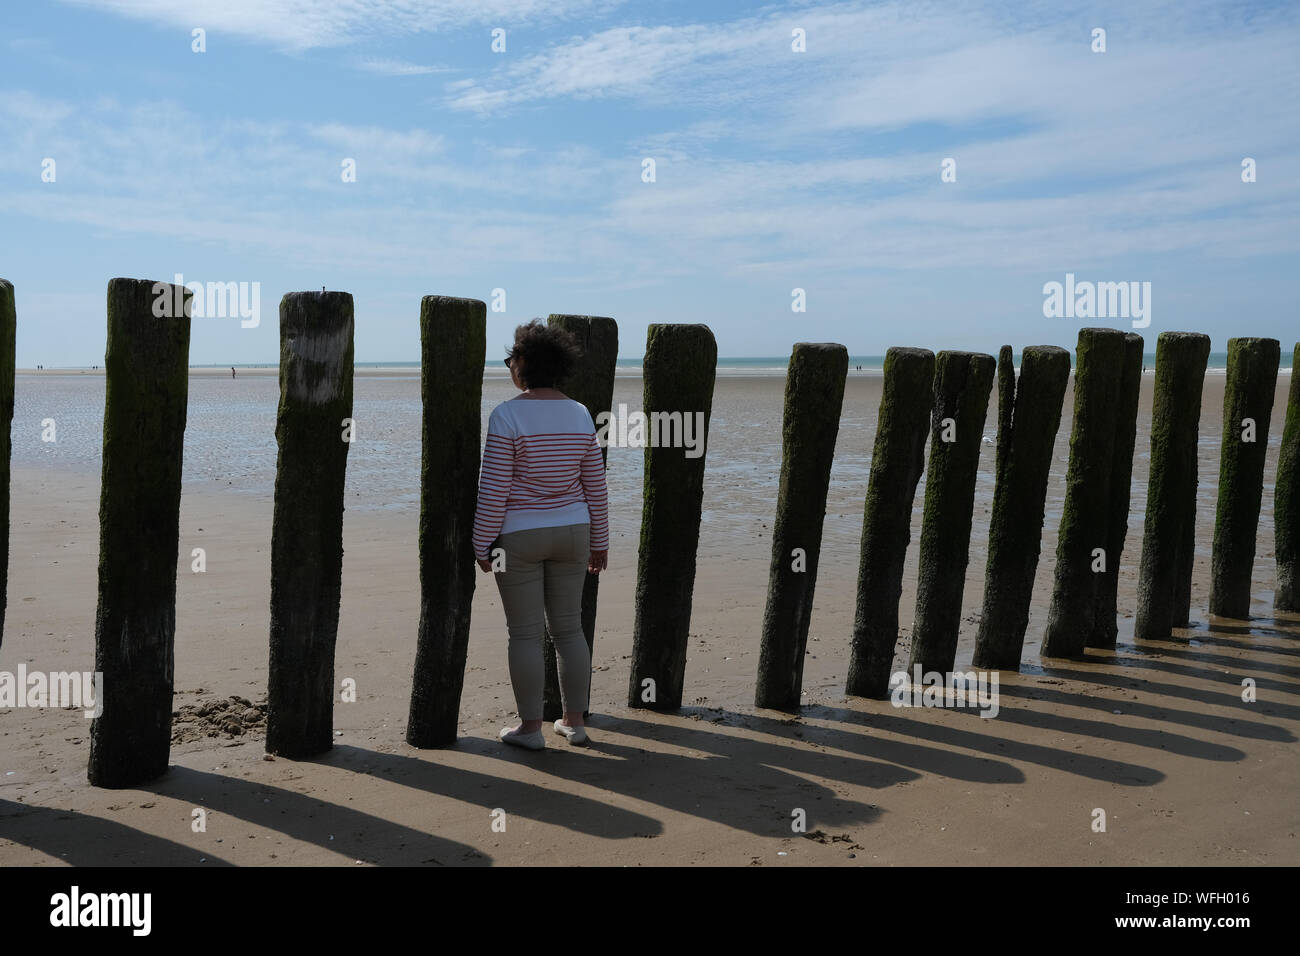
[503,356,513,367]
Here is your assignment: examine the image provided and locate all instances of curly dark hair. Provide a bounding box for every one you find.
[507,319,581,389]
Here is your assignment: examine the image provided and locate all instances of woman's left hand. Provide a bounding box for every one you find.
[476,558,494,573]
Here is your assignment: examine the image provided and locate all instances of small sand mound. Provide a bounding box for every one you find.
[172,696,267,743]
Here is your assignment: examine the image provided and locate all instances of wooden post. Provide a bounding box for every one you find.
[87,278,191,787]
[266,292,355,758]
[627,324,716,712]
[1276,344,1300,611]
[0,280,14,648]
[541,314,618,722]
[1134,332,1211,639]
[972,345,1070,670]
[407,296,486,747]
[845,347,934,698]
[1041,328,1127,659]
[1210,337,1281,619]
[1088,332,1144,649]
[755,343,849,710]
[907,350,996,675]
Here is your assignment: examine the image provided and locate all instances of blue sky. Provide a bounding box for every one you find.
[1,0,1297,366]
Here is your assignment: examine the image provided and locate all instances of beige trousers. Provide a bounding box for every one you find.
[491,522,591,720]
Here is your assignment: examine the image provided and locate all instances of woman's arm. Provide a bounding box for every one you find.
[579,430,609,571]
[472,409,516,563]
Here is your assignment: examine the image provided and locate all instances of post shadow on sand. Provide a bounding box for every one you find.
[0,798,235,866]
[600,707,1163,786]
[561,710,1020,784]
[1127,637,1300,677]
[138,765,491,866]
[316,743,666,840]
[1186,620,1300,657]
[1037,664,1300,722]
[937,694,1249,762]
[297,736,899,837]
[476,714,899,834]
[992,680,1295,743]
[1066,651,1300,700]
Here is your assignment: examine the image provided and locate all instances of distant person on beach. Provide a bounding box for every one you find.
[472,320,609,751]
[231,366,236,379]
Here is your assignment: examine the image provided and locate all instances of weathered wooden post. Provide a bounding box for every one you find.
[845,348,934,698]
[972,345,1070,670]
[1210,337,1281,619]
[1276,344,1300,611]
[907,350,996,675]
[407,296,485,747]
[627,324,716,712]
[541,313,618,722]
[88,278,191,787]
[0,280,14,647]
[1041,328,1126,660]
[1134,332,1211,640]
[266,292,355,759]
[756,343,849,710]
[1088,332,1144,649]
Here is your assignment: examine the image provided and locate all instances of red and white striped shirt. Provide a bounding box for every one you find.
[472,397,610,559]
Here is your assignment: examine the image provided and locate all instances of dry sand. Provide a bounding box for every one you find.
[1,370,1297,866]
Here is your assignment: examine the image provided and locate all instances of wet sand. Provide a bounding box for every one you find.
[1,370,1297,866]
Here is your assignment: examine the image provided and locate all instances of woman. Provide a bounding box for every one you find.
[472,320,609,750]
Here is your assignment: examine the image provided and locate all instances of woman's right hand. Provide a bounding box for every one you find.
[588,549,608,574]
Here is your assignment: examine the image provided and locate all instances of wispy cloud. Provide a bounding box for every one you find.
[8,0,1300,362]
[57,0,624,50]
[352,56,450,77]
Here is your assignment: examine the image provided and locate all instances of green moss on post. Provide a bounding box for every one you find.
[407,297,486,747]
[1276,344,1300,611]
[756,343,849,711]
[1134,332,1211,639]
[266,292,355,759]
[0,280,14,647]
[541,314,618,722]
[972,345,1071,669]
[907,350,996,675]
[628,324,716,712]
[1210,337,1281,619]
[845,348,934,698]
[88,278,191,788]
[1041,328,1127,660]
[1088,332,1144,649]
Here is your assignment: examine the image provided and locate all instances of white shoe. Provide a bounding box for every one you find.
[553,719,589,745]
[499,726,545,750]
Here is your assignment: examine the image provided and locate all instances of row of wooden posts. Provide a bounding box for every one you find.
[0,279,1296,789]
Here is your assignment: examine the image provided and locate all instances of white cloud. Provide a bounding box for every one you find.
[57,0,623,50]
[7,0,1300,299]
[352,56,449,76]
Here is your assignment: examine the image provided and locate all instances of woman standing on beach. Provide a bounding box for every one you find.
[472,320,609,750]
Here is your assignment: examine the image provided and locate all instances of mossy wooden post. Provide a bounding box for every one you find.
[541,314,618,722]
[907,350,996,675]
[1088,332,1144,649]
[845,348,934,698]
[1275,344,1300,611]
[972,345,1070,670]
[0,280,14,648]
[1209,337,1281,619]
[756,343,849,710]
[407,296,486,747]
[1041,328,1126,659]
[1134,332,1211,640]
[87,278,191,788]
[266,292,355,759]
[627,324,716,712]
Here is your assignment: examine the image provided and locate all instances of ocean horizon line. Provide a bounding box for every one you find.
[17,352,1293,373]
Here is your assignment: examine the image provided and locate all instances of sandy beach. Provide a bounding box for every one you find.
[1,368,1297,866]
